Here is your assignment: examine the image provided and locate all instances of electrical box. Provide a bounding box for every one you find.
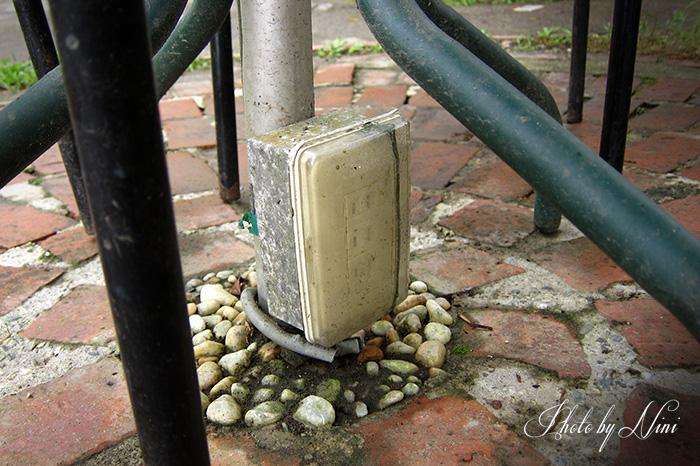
[248,110,410,347]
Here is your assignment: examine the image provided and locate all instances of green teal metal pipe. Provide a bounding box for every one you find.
[357,0,700,340]
[416,0,562,233]
[0,0,232,188]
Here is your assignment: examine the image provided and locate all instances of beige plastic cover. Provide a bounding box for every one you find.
[289,111,410,347]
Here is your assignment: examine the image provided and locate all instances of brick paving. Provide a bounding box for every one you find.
[1,27,700,466]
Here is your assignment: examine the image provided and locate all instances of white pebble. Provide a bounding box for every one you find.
[426,299,454,325]
[189,315,206,334]
[206,394,241,425]
[409,280,428,294]
[424,322,452,344]
[354,401,368,418]
[378,390,404,410]
[245,401,286,427]
[293,396,336,428]
[192,329,213,346]
[370,320,394,336]
[219,349,251,376]
[200,284,237,306]
[197,300,221,316]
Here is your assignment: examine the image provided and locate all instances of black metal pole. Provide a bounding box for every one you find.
[211,13,241,201]
[566,0,590,124]
[599,0,642,172]
[48,0,210,464]
[12,0,94,233]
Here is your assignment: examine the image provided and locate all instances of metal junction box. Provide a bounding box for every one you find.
[248,110,410,347]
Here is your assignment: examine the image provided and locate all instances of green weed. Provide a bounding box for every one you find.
[0,58,37,92]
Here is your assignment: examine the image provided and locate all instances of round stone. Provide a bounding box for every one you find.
[378,390,404,410]
[395,313,422,334]
[192,329,213,346]
[210,376,236,399]
[251,388,275,404]
[200,284,237,306]
[186,278,204,291]
[219,349,251,376]
[343,389,356,404]
[245,401,286,427]
[424,322,452,344]
[293,395,336,428]
[280,388,300,402]
[426,300,454,325]
[200,391,210,414]
[213,320,233,341]
[357,345,383,362]
[193,340,225,359]
[187,302,197,316]
[403,333,423,349]
[197,300,221,316]
[415,340,447,368]
[393,294,427,314]
[261,374,280,386]
[409,280,428,294]
[206,394,241,425]
[366,361,379,377]
[386,374,403,387]
[225,325,249,352]
[396,305,427,323]
[385,341,416,355]
[379,359,419,375]
[353,401,368,418]
[189,315,206,334]
[316,379,342,404]
[197,361,222,391]
[217,306,239,321]
[258,341,282,361]
[230,382,250,404]
[402,382,421,396]
[385,328,401,344]
[370,320,394,336]
[435,297,451,310]
[216,270,235,280]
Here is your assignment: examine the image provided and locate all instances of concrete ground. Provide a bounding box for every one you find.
[1,1,700,465]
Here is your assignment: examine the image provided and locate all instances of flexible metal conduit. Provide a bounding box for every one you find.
[356,0,700,341]
[0,0,231,188]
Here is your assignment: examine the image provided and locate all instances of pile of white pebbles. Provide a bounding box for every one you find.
[186,265,454,430]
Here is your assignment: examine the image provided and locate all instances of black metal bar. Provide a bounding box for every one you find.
[48,0,210,464]
[599,0,642,172]
[13,0,94,234]
[566,0,590,124]
[211,13,241,201]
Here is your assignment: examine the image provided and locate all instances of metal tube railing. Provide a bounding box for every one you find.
[415,0,562,234]
[566,0,591,124]
[48,0,211,463]
[13,0,94,233]
[599,0,643,172]
[211,14,241,201]
[0,0,228,188]
[357,0,700,341]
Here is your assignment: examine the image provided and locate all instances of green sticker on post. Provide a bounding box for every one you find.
[239,211,259,236]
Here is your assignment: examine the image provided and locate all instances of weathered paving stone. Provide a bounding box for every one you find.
[460,309,591,379]
[359,394,548,465]
[293,395,336,428]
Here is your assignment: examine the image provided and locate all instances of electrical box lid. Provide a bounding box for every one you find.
[289,111,410,347]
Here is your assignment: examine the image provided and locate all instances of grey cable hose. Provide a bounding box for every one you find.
[240,287,338,362]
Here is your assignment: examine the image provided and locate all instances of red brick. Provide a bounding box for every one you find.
[166,151,219,195]
[0,203,76,249]
[622,170,664,193]
[356,85,407,107]
[532,237,632,292]
[449,157,534,200]
[314,86,354,108]
[33,145,66,175]
[6,171,34,185]
[163,117,217,150]
[170,78,212,97]
[567,120,602,153]
[408,89,441,107]
[0,358,135,466]
[314,63,354,85]
[410,108,472,142]
[179,229,255,278]
[634,78,700,103]
[0,266,64,316]
[38,225,98,264]
[358,394,548,466]
[625,133,700,173]
[411,141,478,190]
[410,189,442,224]
[616,384,700,465]
[209,432,302,466]
[21,285,116,345]
[661,195,700,239]
[581,96,606,123]
[354,69,398,86]
[459,309,591,378]
[159,98,202,120]
[40,174,80,219]
[173,195,241,232]
[629,103,700,131]
[679,164,700,181]
[439,199,535,247]
[597,299,700,367]
[410,241,525,295]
